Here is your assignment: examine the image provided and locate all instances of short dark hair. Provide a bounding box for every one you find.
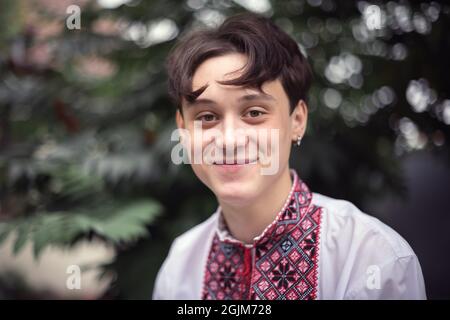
[165,12,313,113]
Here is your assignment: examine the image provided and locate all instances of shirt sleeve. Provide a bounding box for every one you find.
[152,257,170,300]
[346,254,427,300]
[152,238,180,300]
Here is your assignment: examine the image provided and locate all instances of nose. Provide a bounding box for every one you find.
[219,115,247,157]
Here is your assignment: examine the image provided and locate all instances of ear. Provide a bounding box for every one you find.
[175,109,185,130]
[290,100,308,141]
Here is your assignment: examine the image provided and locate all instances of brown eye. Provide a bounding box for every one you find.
[204,114,215,121]
[250,110,261,117]
[245,109,265,118]
[196,113,218,122]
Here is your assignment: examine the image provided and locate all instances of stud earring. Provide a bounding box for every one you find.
[295,136,302,147]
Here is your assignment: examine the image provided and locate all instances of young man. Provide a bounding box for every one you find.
[153,12,426,300]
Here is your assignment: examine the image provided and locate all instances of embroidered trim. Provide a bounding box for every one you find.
[202,170,322,300]
[310,204,322,300]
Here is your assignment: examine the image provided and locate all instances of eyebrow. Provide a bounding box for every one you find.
[186,93,276,107]
[238,93,276,103]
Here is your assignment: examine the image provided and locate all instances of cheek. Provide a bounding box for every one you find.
[185,124,215,147]
[190,163,211,188]
[277,131,292,164]
[182,126,209,159]
[266,119,292,156]
[274,130,292,174]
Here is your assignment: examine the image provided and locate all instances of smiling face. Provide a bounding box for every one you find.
[176,53,307,207]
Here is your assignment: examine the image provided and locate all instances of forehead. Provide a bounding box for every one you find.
[190,53,287,104]
[192,53,248,91]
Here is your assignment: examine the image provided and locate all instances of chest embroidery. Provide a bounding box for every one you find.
[202,175,322,300]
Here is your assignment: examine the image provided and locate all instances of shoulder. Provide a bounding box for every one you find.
[169,212,218,257]
[312,192,415,259]
[152,213,218,299]
[312,192,426,299]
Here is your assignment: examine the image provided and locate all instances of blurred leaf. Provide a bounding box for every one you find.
[0,199,162,259]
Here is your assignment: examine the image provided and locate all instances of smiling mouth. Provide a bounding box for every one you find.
[213,158,258,165]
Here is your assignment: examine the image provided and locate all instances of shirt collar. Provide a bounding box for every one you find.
[214,169,313,247]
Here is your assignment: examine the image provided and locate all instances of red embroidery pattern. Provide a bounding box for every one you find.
[202,173,322,300]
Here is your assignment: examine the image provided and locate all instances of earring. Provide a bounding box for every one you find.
[296,136,302,147]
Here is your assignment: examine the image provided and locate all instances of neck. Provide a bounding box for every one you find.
[219,168,293,244]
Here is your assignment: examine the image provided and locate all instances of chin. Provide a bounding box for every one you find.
[213,184,258,206]
[192,162,267,204]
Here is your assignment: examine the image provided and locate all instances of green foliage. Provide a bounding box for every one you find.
[0,199,162,258]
